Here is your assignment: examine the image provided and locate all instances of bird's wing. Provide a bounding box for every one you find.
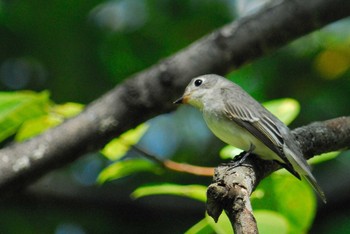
[221,88,297,172]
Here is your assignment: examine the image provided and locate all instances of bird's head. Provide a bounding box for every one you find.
[174,74,222,110]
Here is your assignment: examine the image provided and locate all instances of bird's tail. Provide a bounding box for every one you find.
[303,174,327,203]
[283,146,326,203]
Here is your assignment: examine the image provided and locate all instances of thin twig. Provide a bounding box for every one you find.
[129,144,214,176]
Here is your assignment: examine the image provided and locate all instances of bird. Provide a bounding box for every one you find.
[174,74,326,203]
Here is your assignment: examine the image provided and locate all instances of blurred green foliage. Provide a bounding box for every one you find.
[101,123,149,161]
[0,90,83,143]
[16,101,83,141]
[0,0,349,233]
[0,90,49,141]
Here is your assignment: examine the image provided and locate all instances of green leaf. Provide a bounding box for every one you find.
[185,218,214,234]
[101,123,149,160]
[0,91,50,142]
[206,213,232,234]
[274,176,316,233]
[252,173,316,233]
[220,145,243,159]
[97,158,159,184]
[308,151,340,165]
[15,101,84,141]
[197,210,290,234]
[15,115,63,141]
[132,183,207,202]
[255,210,290,234]
[263,98,300,125]
[52,102,84,118]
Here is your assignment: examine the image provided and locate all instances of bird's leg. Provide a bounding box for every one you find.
[235,144,255,164]
[221,144,255,169]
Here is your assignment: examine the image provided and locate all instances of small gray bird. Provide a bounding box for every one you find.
[174,74,326,203]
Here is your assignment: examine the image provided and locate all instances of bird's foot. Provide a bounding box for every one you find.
[220,144,255,170]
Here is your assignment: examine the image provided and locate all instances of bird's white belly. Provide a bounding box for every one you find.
[204,113,280,161]
[205,115,251,150]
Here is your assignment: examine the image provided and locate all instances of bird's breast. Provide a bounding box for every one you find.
[203,110,281,161]
[203,111,252,151]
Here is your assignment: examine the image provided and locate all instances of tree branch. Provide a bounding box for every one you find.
[0,0,349,194]
[206,116,350,234]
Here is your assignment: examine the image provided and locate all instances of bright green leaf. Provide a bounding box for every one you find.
[308,151,340,165]
[252,173,316,233]
[263,98,300,125]
[15,102,84,141]
[251,188,266,200]
[15,115,63,141]
[52,102,84,118]
[205,209,290,234]
[255,210,290,234]
[220,145,243,159]
[0,91,50,142]
[185,218,214,234]
[273,176,316,233]
[206,213,232,234]
[101,123,149,160]
[97,158,159,184]
[132,183,207,202]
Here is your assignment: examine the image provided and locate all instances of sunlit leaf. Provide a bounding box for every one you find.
[220,145,243,159]
[15,115,63,141]
[0,91,50,142]
[273,177,316,233]
[52,102,84,118]
[252,173,316,233]
[250,188,266,200]
[101,123,149,160]
[15,102,84,141]
[97,158,159,184]
[206,213,232,234]
[263,98,300,125]
[132,183,207,202]
[195,209,290,234]
[185,218,214,234]
[255,210,290,234]
[308,151,340,165]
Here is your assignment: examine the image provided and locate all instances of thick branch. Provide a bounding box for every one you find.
[206,116,350,234]
[0,0,349,194]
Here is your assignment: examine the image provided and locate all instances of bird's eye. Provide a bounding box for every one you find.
[194,79,203,87]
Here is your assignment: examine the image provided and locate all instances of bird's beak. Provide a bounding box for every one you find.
[173,97,183,104]
[173,94,190,104]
